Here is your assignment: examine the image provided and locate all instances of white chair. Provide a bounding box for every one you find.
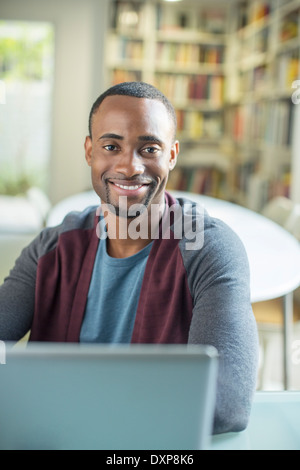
[0,188,51,284]
[26,187,52,227]
[47,190,99,226]
[261,196,294,227]
[257,197,300,389]
[285,204,300,241]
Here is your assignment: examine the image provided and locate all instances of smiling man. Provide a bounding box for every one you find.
[0,82,258,434]
[84,88,179,258]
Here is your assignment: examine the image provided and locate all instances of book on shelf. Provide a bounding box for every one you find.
[176,110,223,140]
[237,1,271,29]
[155,74,224,105]
[264,101,293,147]
[191,75,224,104]
[178,111,204,139]
[200,9,227,34]
[246,169,291,212]
[121,39,144,61]
[246,173,270,212]
[228,100,292,147]
[155,43,224,66]
[249,2,271,24]
[158,43,199,66]
[166,166,225,197]
[112,69,142,84]
[156,4,227,34]
[280,10,299,43]
[275,52,299,90]
[108,36,144,62]
[269,168,291,199]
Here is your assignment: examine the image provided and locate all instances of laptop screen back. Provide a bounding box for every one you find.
[0,343,218,450]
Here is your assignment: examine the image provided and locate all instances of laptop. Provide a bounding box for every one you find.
[0,343,218,450]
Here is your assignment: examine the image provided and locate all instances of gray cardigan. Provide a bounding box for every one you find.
[0,192,259,434]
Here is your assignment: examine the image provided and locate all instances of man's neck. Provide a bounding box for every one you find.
[106,237,153,259]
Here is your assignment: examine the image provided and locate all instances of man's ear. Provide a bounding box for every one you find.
[84,135,92,166]
[169,140,179,171]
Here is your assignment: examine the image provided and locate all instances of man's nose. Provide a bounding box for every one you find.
[114,150,144,177]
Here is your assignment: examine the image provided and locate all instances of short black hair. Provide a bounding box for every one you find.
[88,81,177,140]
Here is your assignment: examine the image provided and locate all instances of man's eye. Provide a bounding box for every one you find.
[143,147,158,154]
[103,145,117,151]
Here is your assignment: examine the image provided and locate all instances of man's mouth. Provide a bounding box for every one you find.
[103,178,158,218]
[107,179,153,195]
[113,183,145,191]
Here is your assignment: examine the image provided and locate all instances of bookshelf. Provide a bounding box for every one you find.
[225,0,300,210]
[105,0,300,209]
[105,0,232,200]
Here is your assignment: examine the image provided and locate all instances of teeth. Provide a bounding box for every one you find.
[115,183,142,191]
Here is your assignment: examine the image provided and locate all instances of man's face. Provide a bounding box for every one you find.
[84,95,179,217]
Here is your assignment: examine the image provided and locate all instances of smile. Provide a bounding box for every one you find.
[114,183,144,191]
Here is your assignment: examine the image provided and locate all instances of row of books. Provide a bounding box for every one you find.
[111,38,144,61]
[238,1,271,29]
[239,53,299,97]
[239,65,270,96]
[274,53,299,90]
[229,160,290,211]
[111,70,225,107]
[227,100,293,147]
[156,5,227,35]
[111,1,227,36]
[280,10,299,42]
[156,43,224,66]
[242,165,291,211]
[111,69,142,85]
[176,110,223,140]
[109,37,225,66]
[238,2,300,44]
[167,166,226,197]
[166,160,289,207]
[154,74,224,105]
[248,1,271,24]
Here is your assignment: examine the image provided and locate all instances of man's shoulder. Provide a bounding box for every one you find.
[169,193,247,262]
[36,205,98,257]
[168,193,230,238]
[170,193,241,240]
[56,205,98,232]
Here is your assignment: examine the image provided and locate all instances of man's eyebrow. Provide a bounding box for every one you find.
[98,133,124,141]
[138,135,163,145]
[98,133,163,145]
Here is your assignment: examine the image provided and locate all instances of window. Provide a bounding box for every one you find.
[0,21,54,195]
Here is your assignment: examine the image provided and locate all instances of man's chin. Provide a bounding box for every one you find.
[107,186,158,217]
[112,202,149,219]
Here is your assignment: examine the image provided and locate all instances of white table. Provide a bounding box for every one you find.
[211,392,300,450]
[47,190,300,389]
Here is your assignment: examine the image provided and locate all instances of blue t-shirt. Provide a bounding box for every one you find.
[80,238,153,343]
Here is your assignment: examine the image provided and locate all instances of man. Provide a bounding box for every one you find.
[0,81,258,434]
